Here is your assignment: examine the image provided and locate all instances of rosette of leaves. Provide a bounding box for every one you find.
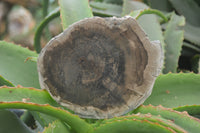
[0,0,200,132]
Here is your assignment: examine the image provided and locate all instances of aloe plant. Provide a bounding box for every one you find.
[0,0,200,132]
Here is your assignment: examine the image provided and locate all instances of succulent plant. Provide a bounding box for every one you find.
[0,0,200,133]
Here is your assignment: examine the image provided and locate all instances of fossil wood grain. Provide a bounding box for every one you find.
[37,17,163,119]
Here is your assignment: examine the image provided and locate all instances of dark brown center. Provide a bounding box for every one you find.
[42,19,148,111]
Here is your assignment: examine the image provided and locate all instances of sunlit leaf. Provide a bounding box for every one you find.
[58,0,93,30]
[0,75,14,87]
[0,102,93,133]
[95,113,186,133]
[169,0,200,26]
[122,0,165,50]
[90,1,122,17]
[144,73,200,108]
[0,41,40,88]
[162,12,185,73]
[174,105,200,118]
[133,105,200,133]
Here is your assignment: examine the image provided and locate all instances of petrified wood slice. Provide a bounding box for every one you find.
[37,17,163,119]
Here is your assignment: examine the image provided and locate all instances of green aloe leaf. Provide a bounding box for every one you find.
[0,87,59,107]
[162,12,185,73]
[133,105,200,133]
[0,41,58,127]
[0,110,34,133]
[0,86,73,127]
[43,120,71,133]
[42,0,49,17]
[58,0,93,30]
[94,119,175,133]
[147,0,173,12]
[144,73,200,108]
[30,111,57,128]
[182,42,200,55]
[162,22,200,53]
[34,7,60,53]
[103,0,123,5]
[174,105,200,118]
[184,23,200,47]
[122,0,165,50]
[90,1,122,17]
[0,102,93,133]
[169,0,200,27]
[0,75,14,87]
[95,114,186,133]
[129,8,167,22]
[0,41,40,88]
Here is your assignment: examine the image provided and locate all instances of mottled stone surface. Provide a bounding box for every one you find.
[37,17,163,119]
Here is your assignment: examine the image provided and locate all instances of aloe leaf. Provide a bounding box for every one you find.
[30,111,57,128]
[169,0,200,27]
[42,0,49,17]
[174,105,200,118]
[0,86,60,127]
[162,22,200,52]
[144,73,200,108]
[0,102,93,133]
[0,75,14,87]
[0,87,58,107]
[34,7,60,53]
[122,0,165,50]
[162,12,185,73]
[20,111,37,129]
[0,41,40,88]
[43,120,71,133]
[103,0,123,5]
[90,1,122,17]
[0,86,74,113]
[0,40,57,126]
[147,0,173,12]
[129,8,167,22]
[183,42,200,54]
[58,0,93,30]
[0,110,34,133]
[184,23,200,47]
[133,105,200,133]
[96,114,186,133]
[0,86,73,127]
[94,119,175,133]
